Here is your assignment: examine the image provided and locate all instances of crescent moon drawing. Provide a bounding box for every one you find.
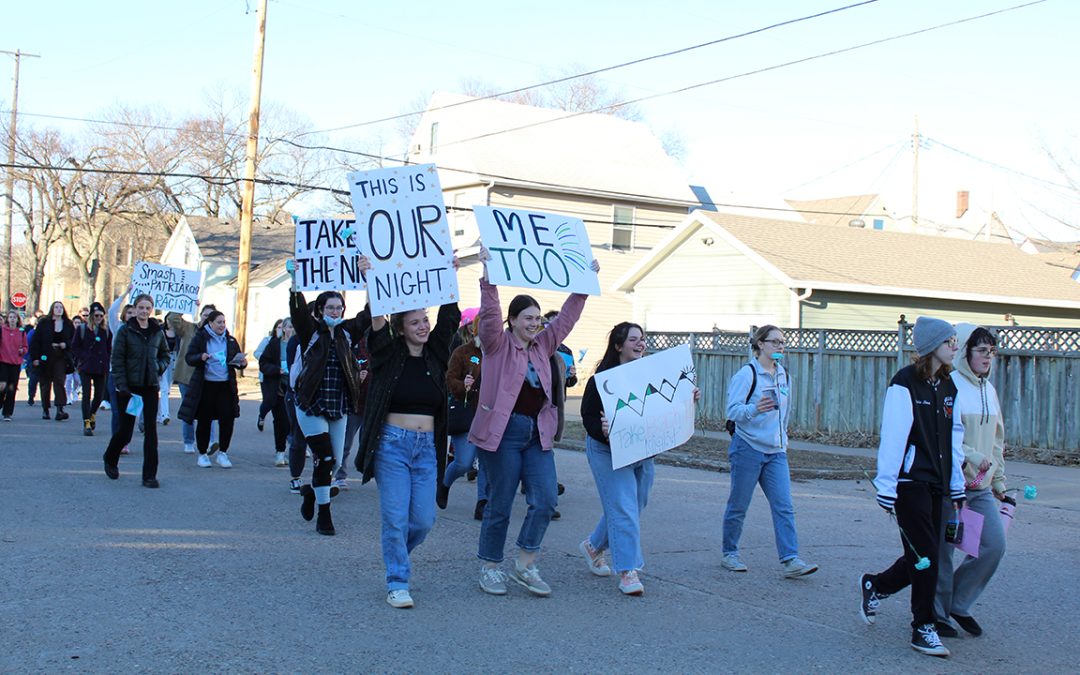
[602,380,614,396]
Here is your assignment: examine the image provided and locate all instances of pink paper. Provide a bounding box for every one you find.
[954,506,985,558]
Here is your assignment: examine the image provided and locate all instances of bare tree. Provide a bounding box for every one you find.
[1040,138,1080,234]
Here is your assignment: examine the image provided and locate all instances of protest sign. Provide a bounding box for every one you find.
[595,344,696,469]
[293,217,366,292]
[346,164,457,315]
[132,262,202,315]
[473,206,600,295]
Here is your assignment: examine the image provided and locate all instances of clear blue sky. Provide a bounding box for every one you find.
[3,0,1077,238]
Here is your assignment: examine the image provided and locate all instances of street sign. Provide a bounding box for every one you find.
[10,292,27,309]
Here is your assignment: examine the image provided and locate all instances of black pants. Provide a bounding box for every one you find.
[196,380,236,454]
[0,362,20,417]
[269,395,290,452]
[25,367,38,403]
[872,481,944,627]
[285,390,307,478]
[80,371,107,420]
[104,386,159,481]
[39,359,67,411]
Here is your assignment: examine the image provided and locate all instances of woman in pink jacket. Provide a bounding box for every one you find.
[0,310,29,421]
[470,247,599,597]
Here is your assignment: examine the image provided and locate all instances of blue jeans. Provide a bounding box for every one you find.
[158,353,175,421]
[477,413,557,563]
[722,433,799,562]
[586,435,655,573]
[178,383,216,446]
[445,432,488,501]
[373,424,437,590]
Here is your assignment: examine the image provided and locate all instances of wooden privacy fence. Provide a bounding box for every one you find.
[647,325,1080,452]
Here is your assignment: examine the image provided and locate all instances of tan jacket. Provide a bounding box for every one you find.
[951,323,1006,495]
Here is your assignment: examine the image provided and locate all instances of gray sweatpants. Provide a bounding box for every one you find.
[935,488,1007,620]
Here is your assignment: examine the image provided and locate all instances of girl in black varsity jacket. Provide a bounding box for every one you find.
[860,316,966,658]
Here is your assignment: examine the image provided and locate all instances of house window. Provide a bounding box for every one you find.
[429,122,439,154]
[873,219,884,230]
[452,193,465,237]
[613,205,635,250]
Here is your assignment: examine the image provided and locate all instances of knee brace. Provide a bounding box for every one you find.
[308,432,336,487]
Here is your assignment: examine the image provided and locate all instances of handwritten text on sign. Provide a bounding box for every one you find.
[293,217,365,292]
[346,164,457,315]
[595,344,696,469]
[474,206,599,295]
[132,262,202,315]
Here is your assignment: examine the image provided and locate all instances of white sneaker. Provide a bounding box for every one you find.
[197,454,212,468]
[332,478,349,490]
[579,539,612,577]
[781,557,819,578]
[100,401,111,411]
[216,453,233,468]
[721,553,748,572]
[479,566,508,595]
[386,589,414,609]
[274,452,287,466]
[183,443,196,454]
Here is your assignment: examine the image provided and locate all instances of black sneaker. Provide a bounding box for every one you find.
[934,621,959,638]
[951,613,983,637]
[257,416,265,432]
[42,409,50,420]
[859,573,887,625]
[436,481,450,510]
[557,482,566,496]
[473,499,487,521]
[911,623,950,657]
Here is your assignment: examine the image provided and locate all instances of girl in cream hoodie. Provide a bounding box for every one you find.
[935,324,1008,638]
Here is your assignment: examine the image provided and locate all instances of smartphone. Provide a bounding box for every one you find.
[761,386,778,406]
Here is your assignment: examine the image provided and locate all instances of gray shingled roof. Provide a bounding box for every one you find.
[184,215,293,264]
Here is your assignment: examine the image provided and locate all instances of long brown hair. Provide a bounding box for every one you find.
[913,353,951,381]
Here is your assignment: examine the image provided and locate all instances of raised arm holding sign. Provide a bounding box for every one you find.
[292,217,366,292]
[473,206,600,295]
[346,164,458,315]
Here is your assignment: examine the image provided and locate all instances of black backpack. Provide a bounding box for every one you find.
[724,363,756,436]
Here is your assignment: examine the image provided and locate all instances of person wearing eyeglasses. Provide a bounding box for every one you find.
[932,324,1007,639]
[860,316,966,658]
[71,302,112,436]
[722,324,818,579]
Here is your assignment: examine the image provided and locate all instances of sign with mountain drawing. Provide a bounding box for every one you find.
[594,344,696,469]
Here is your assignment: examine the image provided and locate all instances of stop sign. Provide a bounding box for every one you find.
[10,292,27,309]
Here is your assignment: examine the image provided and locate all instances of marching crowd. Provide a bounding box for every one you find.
[0,250,1011,658]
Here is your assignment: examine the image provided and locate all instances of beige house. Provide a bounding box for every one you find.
[407,92,701,378]
[615,210,1080,331]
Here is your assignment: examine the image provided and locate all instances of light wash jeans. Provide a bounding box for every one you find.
[477,413,557,563]
[445,432,488,501]
[292,405,347,467]
[157,353,175,421]
[585,435,655,573]
[178,383,216,447]
[337,412,363,481]
[935,488,1007,619]
[373,423,437,591]
[722,433,799,562]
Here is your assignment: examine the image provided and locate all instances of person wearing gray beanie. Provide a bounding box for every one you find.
[860,316,965,658]
[913,317,956,358]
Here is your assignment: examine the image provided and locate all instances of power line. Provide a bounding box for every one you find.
[436,1,1048,150]
[303,0,881,135]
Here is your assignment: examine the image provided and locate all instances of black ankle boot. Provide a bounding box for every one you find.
[316,503,335,536]
[299,485,315,521]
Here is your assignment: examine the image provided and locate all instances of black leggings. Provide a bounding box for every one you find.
[80,371,107,420]
[104,387,159,481]
[0,363,20,417]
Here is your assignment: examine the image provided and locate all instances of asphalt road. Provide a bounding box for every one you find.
[2,396,1077,673]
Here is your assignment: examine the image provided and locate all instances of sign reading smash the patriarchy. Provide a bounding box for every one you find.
[293,217,366,292]
[132,262,202,315]
[346,164,457,315]
[473,206,600,295]
[595,344,696,469]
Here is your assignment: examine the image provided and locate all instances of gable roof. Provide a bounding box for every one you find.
[616,210,1080,309]
[407,92,698,206]
[183,215,294,264]
[785,194,885,228]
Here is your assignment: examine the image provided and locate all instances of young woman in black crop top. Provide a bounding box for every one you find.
[355,255,461,609]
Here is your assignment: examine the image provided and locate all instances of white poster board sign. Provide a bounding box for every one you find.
[346,164,457,315]
[595,344,696,469]
[473,206,599,295]
[132,262,202,315]
[293,217,366,292]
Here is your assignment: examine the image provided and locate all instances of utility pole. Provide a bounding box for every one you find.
[2,49,40,311]
[234,0,267,353]
[911,115,920,231]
